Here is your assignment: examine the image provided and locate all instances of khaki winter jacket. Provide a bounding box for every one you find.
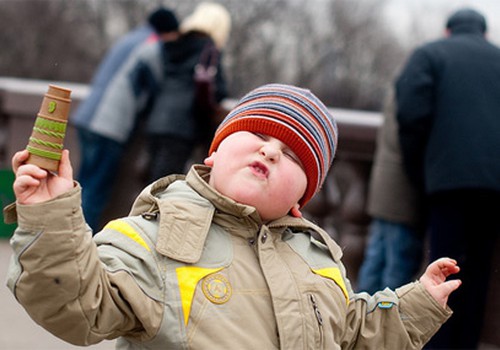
[6,165,451,349]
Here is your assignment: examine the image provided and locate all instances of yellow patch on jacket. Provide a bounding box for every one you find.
[312,267,349,305]
[104,220,151,251]
[176,267,224,325]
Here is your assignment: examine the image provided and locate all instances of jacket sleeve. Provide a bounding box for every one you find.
[316,230,451,349]
[129,42,163,100]
[395,47,435,188]
[340,281,452,349]
[5,185,163,346]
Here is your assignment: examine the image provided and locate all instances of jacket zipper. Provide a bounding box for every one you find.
[309,294,324,349]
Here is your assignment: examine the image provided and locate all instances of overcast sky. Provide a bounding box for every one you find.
[384,0,500,46]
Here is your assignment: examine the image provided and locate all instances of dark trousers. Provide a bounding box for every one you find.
[77,129,125,232]
[146,134,195,184]
[425,189,500,349]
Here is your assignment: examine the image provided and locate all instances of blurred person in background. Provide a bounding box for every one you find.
[71,7,179,232]
[357,89,425,295]
[144,2,231,184]
[396,8,500,349]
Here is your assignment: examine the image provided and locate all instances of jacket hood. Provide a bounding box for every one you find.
[163,33,214,69]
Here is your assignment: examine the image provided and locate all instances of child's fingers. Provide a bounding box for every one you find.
[16,163,48,180]
[443,264,460,277]
[12,150,30,172]
[13,174,41,194]
[435,257,460,277]
[57,150,73,181]
[435,257,457,266]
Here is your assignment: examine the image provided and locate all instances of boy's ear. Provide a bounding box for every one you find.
[290,203,302,218]
[204,152,216,166]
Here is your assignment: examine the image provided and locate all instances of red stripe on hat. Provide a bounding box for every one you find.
[210,116,320,207]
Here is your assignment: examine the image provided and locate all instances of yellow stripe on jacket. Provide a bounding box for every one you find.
[312,267,349,304]
[104,220,151,252]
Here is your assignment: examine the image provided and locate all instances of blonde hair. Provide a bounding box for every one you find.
[180,2,231,49]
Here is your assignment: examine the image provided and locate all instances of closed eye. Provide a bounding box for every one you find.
[254,132,268,141]
[283,148,302,166]
[253,133,302,166]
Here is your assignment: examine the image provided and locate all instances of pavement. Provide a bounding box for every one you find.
[0,239,115,350]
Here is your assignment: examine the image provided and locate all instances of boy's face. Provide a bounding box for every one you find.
[205,131,307,222]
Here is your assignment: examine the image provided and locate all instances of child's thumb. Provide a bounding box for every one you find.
[58,149,74,180]
[441,279,462,296]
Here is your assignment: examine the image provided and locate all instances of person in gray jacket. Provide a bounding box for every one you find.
[72,7,179,232]
[6,84,460,349]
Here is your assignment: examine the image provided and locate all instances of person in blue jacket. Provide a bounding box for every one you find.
[71,7,179,231]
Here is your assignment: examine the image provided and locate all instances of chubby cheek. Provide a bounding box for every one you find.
[207,154,236,186]
[278,183,304,207]
[274,164,307,204]
[260,180,305,221]
[289,163,308,194]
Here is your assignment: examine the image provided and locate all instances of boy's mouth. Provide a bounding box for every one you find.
[249,161,269,178]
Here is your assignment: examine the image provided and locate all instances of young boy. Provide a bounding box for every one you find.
[6,84,460,349]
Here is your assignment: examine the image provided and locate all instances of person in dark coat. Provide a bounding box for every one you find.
[144,2,231,183]
[396,8,500,349]
[357,89,425,295]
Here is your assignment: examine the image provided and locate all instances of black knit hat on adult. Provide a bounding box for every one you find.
[148,7,179,34]
[446,8,487,34]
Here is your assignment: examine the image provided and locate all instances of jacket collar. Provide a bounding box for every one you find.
[129,165,262,263]
[129,165,342,262]
[186,165,262,223]
[187,165,344,261]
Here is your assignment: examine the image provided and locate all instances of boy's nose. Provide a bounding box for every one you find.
[260,144,281,163]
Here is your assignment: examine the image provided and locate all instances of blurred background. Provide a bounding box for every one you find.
[0,0,498,111]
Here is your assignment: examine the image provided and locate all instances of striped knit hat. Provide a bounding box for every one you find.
[209,83,338,208]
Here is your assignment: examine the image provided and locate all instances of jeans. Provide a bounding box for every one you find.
[357,218,424,294]
[77,129,125,232]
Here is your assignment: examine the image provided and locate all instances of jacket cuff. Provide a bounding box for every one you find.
[3,201,17,225]
[396,281,452,342]
[15,183,82,231]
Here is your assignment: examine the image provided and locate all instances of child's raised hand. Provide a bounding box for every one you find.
[12,149,74,205]
[419,257,461,309]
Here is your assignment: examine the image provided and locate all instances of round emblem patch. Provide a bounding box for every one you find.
[202,273,232,304]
